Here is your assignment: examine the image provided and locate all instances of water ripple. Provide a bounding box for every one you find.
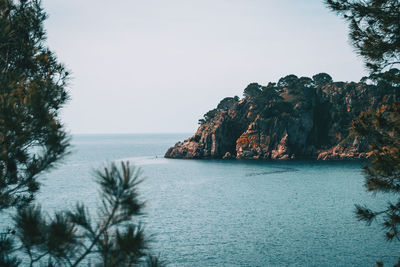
[245,167,298,177]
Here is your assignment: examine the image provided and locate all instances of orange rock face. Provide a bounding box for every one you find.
[165,79,396,160]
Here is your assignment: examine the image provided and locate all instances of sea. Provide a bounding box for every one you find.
[4,134,400,266]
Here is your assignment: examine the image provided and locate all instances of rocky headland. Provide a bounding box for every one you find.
[165,73,397,160]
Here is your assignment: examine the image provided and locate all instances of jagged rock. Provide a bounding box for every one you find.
[271,133,289,159]
[222,152,234,159]
[165,76,396,160]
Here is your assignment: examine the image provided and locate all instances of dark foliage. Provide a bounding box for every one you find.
[243,83,262,98]
[0,0,70,210]
[217,96,239,111]
[326,0,400,265]
[0,231,19,266]
[199,73,338,125]
[313,73,333,87]
[10,162,162,266]
[277,74,299,88]
[353,103,400,241]
[325,0,400,74]
[0,1,164,266]
[198,108,218,125]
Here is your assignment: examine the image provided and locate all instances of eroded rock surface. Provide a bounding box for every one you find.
[165,74,397,160]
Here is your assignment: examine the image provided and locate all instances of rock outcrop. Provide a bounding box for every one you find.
[165,74,397,160]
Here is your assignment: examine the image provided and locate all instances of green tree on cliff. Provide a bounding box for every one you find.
[326,0,400,265]
[0,1,162,266]
[217,96,239,111]
[243,83,262,98]
[312,73,333,87]
[277,74,299,88]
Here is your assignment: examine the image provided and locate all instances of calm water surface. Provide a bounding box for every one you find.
[15,134,400,266]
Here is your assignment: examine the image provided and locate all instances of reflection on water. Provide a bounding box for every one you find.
[245,167,298,177]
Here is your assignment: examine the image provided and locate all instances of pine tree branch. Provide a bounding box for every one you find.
[70,199,119,267]
[30,251,49,266]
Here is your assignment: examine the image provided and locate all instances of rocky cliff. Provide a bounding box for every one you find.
[165,73,397,160]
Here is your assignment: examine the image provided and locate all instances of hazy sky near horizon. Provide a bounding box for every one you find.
[42,0,367,134]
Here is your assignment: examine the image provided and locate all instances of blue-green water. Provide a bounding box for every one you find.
[8,134,400,266]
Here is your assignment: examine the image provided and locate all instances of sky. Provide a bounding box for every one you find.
[42,0,367,134]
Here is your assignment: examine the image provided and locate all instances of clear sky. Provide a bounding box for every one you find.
[42,0,367,134]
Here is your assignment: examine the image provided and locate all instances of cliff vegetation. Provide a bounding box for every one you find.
[165,73,398,160]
